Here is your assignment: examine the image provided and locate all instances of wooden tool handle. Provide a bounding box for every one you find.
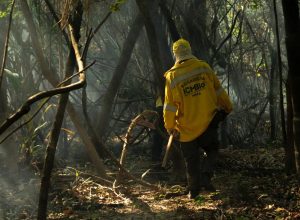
[162,133,174,168]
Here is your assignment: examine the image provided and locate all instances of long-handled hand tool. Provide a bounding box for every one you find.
[162,132,174,168]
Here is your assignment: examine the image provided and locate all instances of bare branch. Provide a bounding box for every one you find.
[82,11,112,60]
[0,61,95,143]
[0,60,94,135]
[210,10,241,64]
[0,98,49,144]
[44,0,70,45]
[119,110,158,166]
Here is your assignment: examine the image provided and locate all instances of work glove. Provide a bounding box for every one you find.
[211,109,229,128]
[216,109,228,122]
[169,129,180,139]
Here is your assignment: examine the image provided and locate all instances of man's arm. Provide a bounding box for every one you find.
[163,77,177,134]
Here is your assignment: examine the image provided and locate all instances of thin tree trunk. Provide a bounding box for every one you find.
[152,4,173,70]
[273,0,295,173]
[273,0,287,143]
[19,0,107,176]
[0,0,15,90]
[97,12,144,140]
[0,79,7,121]
[281,0,300,176]
[0,16,16,172]
[0,23,7,120]
[37,92,72,219]
[136,0,165,98]
[158,0,181,42]
[184,0,209,60]
[286,79,296,174]
[269,49,277,141]
[37,3,82,219]
[0,0,15,121]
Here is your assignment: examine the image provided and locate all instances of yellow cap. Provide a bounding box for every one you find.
[172,39,195,63]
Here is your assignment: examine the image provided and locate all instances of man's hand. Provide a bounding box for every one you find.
[218,109,229,121]
[210,109,229,128]
[162,129,179,167]
[169,129,180,139]
[214,109,229,123]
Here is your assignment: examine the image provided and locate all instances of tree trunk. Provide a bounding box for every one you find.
[272,0,285,142]
[136,0,165,97]
[184,0,209,60]
[137,0,186,181]
[0,81,7,121]
[0,0,15,91]
[97,12,144,140]
[38,94,71,220]
[37,3,82,219]
[281,0,300,176]
[0,12,9,121]
[152,3,173,70]
[158,0,181,42]
[286,79,296,174]
[269,49,277,141]
[19,0,107,176]
[273,0,295,173]
[0,26,6,118]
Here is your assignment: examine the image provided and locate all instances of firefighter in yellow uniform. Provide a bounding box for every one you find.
[163,39,233,199]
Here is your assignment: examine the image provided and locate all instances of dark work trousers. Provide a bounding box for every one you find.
[180,117,219,192]
[151,106,164,161]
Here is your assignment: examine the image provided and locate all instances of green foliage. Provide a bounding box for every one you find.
[20,102,55,162]
[0,0,21,21]
[110,0,127,12]
[21,119,49,158]
[194,195,205,205]
[0,0,13,18]
[0,10,7,18]
[249,0,263,10]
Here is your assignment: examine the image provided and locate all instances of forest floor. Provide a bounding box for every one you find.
[1,146,300,219]
[47,146,299,220]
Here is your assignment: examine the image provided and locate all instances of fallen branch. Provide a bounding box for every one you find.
[114,111,159,188]
[65,167,113,186]
[81,98,160,189]
[81,100,160,189]
[119,110,158,166]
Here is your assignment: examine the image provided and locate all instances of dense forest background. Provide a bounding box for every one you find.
[0,0,299,219]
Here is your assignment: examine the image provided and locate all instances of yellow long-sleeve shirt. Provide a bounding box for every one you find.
[163,58,233,142]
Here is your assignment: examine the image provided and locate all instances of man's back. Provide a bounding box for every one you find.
[164,58,226,142]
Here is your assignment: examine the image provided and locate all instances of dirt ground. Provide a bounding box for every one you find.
[47,147,299,220]
[1,146,300,219]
